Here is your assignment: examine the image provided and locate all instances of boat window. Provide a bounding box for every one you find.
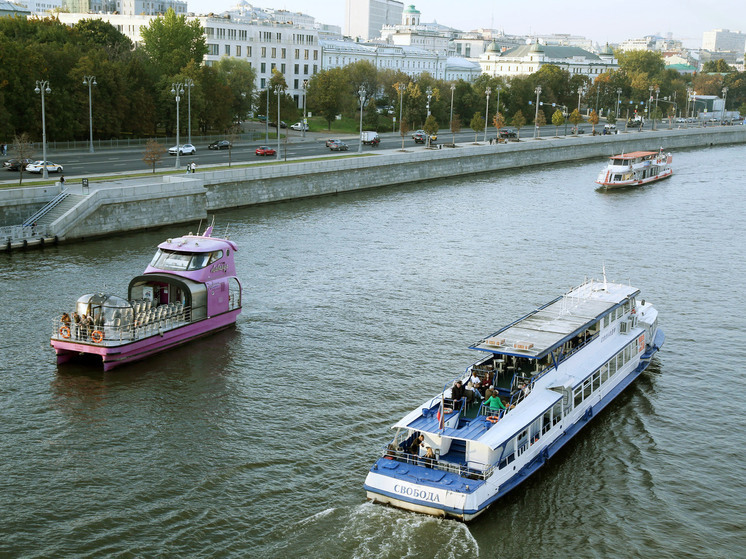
[552,402,562,425]
[150,249,192,271]
[592,370,601,390]
[583,378,592,399]
[573,386,583,407]
[187,252,210,270]
[601,363,609,383]
[603,315,609,328]
[208,250,223,264]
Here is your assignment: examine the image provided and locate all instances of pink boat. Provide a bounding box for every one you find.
[51,225,242,371]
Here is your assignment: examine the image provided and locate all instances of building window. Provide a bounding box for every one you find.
[236,45,241,57]
[304,49,309,60]
[224,45,230,56]
[282,48,286,59]
[261,62,266,73]
[304,64,308,74]
[261,78,266,88]
[247,46,252,57]
[281,63,286,73]
[272,47,276,58]
[295,49,300,58]
[261,47,266,57]
[313,64,318,74]
[313,50,318,60]
[207,43,219,56]
[294,64,299,73]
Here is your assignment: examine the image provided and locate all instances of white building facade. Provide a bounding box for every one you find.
[479,41,618,78]
[702,29,746,52]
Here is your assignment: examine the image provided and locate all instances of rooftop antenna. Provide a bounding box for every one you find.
[196,219,203,235]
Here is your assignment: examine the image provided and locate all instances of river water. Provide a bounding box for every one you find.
[1,144,744,558]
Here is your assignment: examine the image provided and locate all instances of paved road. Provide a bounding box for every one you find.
[1,120,705,184]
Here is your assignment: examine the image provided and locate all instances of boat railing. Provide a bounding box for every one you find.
[51,305,193,344]
[381,445,496,481]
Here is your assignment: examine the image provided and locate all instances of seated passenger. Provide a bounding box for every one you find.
[423,447,436,468]
[451,381,467,409]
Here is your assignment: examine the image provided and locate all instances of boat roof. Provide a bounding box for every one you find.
[158,234,237,253]
[610,151,657,159]
[470,280,640,360]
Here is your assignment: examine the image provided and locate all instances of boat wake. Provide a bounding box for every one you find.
[275,502,479,558]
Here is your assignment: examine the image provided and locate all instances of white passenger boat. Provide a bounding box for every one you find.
[364,278,664,521]
[595,149,672,189]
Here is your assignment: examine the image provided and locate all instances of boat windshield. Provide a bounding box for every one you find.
[150,249,222,271]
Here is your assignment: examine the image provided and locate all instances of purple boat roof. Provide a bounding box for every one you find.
[158,234,237,253]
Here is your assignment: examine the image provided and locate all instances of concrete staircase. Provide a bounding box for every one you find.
[28,193,87,226]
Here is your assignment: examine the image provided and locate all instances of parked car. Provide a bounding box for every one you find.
[498,128,518,139]
[269,121,287,128]
[255,145,276,156]
[413,131,437,144]
[26,160,63,174]
[208,140,232,150]
[325,138,341,147]
[290,122,309,131]
[604,123,616,130]
[257,115,267,121]
[168,144,196,155]
[3,158,33,171]
[329,141,349,151]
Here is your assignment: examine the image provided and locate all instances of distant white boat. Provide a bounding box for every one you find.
[364,279,664,521]
[596,149,673,188]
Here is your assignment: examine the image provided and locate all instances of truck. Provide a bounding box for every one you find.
[361,131,380,145]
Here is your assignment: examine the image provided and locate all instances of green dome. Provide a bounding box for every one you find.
[486,40,499,53]
[403,4,420,14]
[529,40,544,53]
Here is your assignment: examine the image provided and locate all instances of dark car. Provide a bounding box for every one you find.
[208,140,232,150]
[498,128,518,139]
[413,132,436,144]
[3,158,33,171]
[269,121,287,128]
[329,141,349,151]
[325,138,341,147]
[255,146,276,156]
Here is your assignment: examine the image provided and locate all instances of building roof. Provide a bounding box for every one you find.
[499,43,602,61]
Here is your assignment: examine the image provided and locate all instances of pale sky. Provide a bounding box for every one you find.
[187,0,745,49]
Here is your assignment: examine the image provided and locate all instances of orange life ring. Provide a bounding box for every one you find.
[59,326,70,339]
[91,330,104,343]
[487,415,500,423]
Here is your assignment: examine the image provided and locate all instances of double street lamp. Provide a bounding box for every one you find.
[395,82,405,149]
[483,87,491,142]
[577,86,583,113]
[533,86,542,139]
[170,82,184,169]
[426,86,433,148]
[83,75,96,153]
[653,86,660,130]
[34,80,51,179]
[616,88,622,118]
[721,86,728,124]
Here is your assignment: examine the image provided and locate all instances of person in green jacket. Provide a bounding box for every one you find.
[484,393,507,410]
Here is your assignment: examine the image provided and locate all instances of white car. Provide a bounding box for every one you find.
[290,122,309,131]
[168,144,196,155]
[26,160,63,173]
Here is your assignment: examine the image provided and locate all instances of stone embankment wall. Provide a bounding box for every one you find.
[2,126,745,243]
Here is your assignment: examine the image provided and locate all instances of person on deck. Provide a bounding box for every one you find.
[484,393,507,411]
[451,380,468,409]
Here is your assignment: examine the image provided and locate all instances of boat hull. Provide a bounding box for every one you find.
[51,309,240,371]
[596,168,673,189]
[365,332,665,521]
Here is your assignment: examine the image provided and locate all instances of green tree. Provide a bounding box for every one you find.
[534,109,547,138]
[470,112,485,142]
[423,114,438,147]
[450,114,461,146]
[73,18,133,59]
[702,59,733,73]
[551,109,565,136]
[589,110,599,134]
[308,67,349,130]
[569,108,583,133]
[511,110,526,139]
[399,116,410,150]
[140,8,207,76]
[493,112,505,139]
[214,58,257,124]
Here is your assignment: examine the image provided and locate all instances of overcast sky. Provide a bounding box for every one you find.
[188,0,745,48]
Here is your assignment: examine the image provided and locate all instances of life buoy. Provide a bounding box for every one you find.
[91,330,104,343]
[487,415,500,423]
[59,326,70,338]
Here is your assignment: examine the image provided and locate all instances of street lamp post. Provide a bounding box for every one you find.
[170,82,184,169]
[396,82,405,150]
[483,86,491,142]
[184,78,194,144]
[265,89,269,143]
[686,87,693,120]
[616,88,622,118]
[533,86,542,139]
[83,75,96,154]
[647,85,653,125]
[358,85,366,153]
[275,84,282,161]
[34,80,51,179]
[721,86,728,124]
[577,86,583,113]
[302,79,308,138]
[449,84,455,146]
[653,86,660,130]
[426,86,433,148]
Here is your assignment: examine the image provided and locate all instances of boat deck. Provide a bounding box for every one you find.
[373,457,485,493]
